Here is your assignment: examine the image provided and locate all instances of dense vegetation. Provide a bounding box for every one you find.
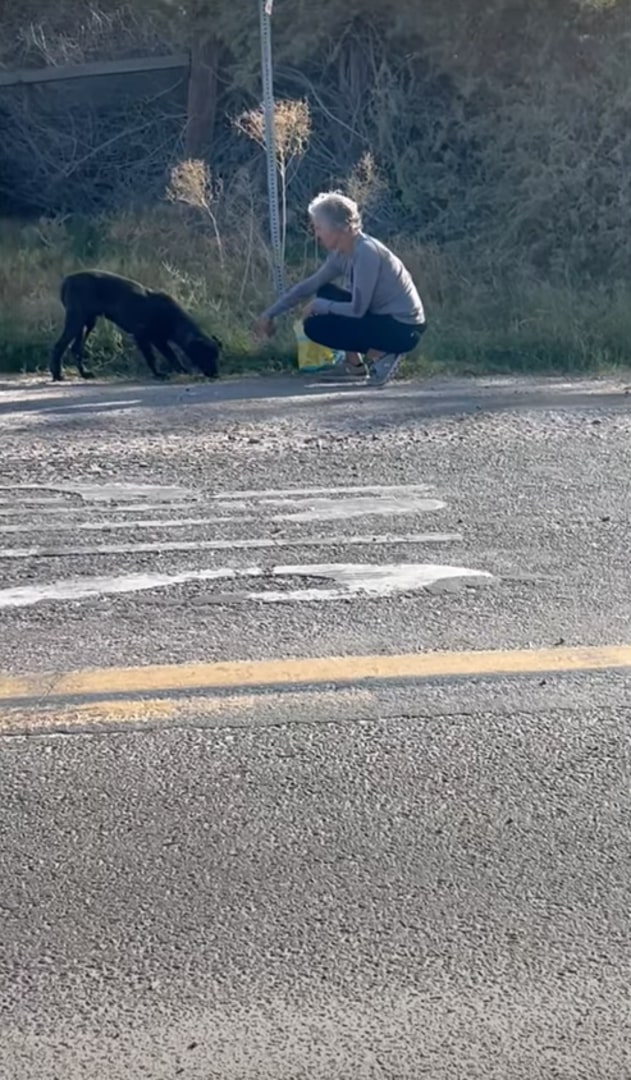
[1,0,629,376]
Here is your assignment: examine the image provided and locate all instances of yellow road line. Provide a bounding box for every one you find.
[1,643,630,705]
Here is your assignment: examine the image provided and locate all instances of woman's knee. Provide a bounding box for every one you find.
[304,315,330,345]
[305,312,359,352]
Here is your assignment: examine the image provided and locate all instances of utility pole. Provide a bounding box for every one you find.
[259,0,284,295]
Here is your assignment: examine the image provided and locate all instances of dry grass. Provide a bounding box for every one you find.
[2,204,631,380]
[0,206,293,377]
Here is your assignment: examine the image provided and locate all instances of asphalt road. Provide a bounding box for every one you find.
[1,371,631,1078]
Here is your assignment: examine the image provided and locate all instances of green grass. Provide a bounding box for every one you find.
[1,210,630,381]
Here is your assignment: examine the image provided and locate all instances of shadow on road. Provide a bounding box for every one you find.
[0,373,630,432]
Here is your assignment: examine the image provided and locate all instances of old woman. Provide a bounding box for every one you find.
[255,192,426,386]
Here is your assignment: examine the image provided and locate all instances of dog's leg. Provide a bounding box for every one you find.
[50,310,84,382]
[71,317,96,380]
[156,340,187,374]
[134,336,168,380]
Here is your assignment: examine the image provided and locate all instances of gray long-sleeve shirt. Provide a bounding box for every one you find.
[262,232,425,325]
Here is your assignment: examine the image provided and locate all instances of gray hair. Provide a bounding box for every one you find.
[308,191,362,234]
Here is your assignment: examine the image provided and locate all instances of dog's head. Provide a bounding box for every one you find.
[187,335,220,379]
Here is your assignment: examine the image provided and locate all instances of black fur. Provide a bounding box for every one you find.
[50,270,221,382]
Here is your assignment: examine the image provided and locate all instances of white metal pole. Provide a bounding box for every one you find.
[259,0,284,295]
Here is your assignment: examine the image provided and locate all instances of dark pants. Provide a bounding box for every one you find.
[303,284,426,356]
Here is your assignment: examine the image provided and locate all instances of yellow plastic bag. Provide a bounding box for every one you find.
[293,320,341,372]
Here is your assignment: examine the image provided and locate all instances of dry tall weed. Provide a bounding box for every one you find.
[166,159,225,267]
[346,152,387,211]
[234,99,311,263]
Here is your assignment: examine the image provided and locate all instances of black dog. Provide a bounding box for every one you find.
[50,270,221,382]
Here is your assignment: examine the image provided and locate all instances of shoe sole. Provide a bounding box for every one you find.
[318,369,368,382]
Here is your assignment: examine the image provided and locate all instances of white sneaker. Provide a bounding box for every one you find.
[368,354,403,387]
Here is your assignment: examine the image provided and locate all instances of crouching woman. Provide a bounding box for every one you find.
[255,192,427,386]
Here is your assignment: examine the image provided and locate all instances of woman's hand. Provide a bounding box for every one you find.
[304,299,327,317]
[254,316,275,341]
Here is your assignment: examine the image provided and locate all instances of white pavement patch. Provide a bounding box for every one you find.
[0,515,256,534]
[0,562,493,609]
[0,568,252,609]
[5,482,197,504]
[0,497,69,507]
[215,484,434,500]
[39,399,143,412]
[214,484,445,523]
[0,532,462,560]
[246,562,494,603]
[0,483,443,529]
[265,494,445,522]
[0,503,200,519]
[5,483,432,505]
